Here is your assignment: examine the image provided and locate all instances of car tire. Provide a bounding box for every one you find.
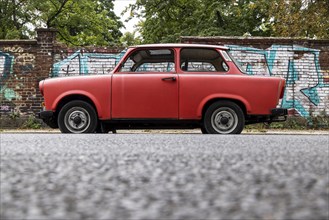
[96,123,117,134]
[203,101,245,134]
[201,126,208,134]
[58,100,98,133]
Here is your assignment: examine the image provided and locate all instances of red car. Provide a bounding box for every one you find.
[38,44,287,134]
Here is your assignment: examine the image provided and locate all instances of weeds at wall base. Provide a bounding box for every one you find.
[0,115,45,129]
[246,116,329,130]
[21,116,42,129]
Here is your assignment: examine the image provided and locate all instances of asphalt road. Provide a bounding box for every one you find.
[0,133,328,220]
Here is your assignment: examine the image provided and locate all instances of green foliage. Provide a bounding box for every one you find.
[21,116,42,129]
[125,0,272,43]
[308,116,329,129]
[246,116,329,130]
[120,31,142,46]
[9,111,20,120]
[0,0,123,46]
[127,0,329,43]
[0,0,32,39]
[269,0,329,39]
[2,0,328,45]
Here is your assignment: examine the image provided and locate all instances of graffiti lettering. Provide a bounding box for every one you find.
[0,105,10,111]
[3,46,24,53]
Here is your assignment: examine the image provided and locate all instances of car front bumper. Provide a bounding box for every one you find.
[36,110,54,120]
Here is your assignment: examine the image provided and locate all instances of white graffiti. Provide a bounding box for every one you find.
[52,50,126,77]
[228,45,329,117]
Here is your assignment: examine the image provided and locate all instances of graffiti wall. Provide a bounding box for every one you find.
[52,50,126,77]
[1,31,329,127]
[52,44,329,118]
[228,45,329,117]
[0,50,16,113]
[0,29,57,119]
[0,29,124,122]
[181,36,329,118]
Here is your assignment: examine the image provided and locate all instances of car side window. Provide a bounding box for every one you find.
[119,49,175,73]
[180,48,228,72]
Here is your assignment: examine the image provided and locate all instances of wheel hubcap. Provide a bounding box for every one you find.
[73,116,82,125]
[64,107,91,133]
[220,117,229,125]
[211,107,238,134]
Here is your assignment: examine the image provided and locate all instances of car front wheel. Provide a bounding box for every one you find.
[58,100,98,133]
[203,101,245,134]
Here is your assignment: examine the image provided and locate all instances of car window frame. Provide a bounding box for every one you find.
[117,48,176,74]
[179,48,230,74]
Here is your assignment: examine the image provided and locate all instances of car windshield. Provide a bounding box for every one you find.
[227,51,247,74]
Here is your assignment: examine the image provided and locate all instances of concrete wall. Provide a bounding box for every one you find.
[181,36,329,117]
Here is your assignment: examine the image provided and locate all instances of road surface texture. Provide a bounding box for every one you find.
[1,134,328,220]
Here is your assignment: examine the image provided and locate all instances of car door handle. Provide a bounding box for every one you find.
[162,77,176,81]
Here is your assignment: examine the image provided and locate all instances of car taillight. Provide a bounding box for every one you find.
[280,80,286,99]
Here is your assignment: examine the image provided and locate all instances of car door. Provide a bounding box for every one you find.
[111,48,178,119]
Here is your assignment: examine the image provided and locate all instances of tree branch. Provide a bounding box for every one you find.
[57,30,85,46]
[46,0,70,28]
[49,0,59,10]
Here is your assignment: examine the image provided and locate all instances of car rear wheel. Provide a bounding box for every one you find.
[58,100,98,133]
[203,101,245,134]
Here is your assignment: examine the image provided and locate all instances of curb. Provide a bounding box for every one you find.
[0,129,328,135]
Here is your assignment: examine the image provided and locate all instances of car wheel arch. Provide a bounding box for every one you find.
[55,94,100,118]
[200,97,248,120]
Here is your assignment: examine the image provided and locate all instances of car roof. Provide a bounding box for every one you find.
[130,43,229,50]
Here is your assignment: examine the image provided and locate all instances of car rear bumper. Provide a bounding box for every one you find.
[270,108,288,122]
[271,108,288,116]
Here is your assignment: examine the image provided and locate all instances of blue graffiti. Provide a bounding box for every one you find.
[228,45,272,76]
[246,63,253,75]
[0,50,14,89]
[52,50,126,77]
[286,59,299,85]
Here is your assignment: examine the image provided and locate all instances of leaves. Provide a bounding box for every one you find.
[269,0,329,39]
[128,0,329,43]
[0,0,124,46]
[1,0,328,45]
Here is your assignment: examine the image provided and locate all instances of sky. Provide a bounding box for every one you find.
[113,0,139,33]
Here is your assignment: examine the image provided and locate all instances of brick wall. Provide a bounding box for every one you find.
[1,31,328,128]
[0,29,123,127]
[0,29,57,120]
[181,36,329,117]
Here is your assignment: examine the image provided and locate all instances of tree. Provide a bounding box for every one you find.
[127,0,329,43]
[120,31,142,46]
[126,0,273,43]
[0,0,32,39]
[0,0,124,46]
[269,0,329,39]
